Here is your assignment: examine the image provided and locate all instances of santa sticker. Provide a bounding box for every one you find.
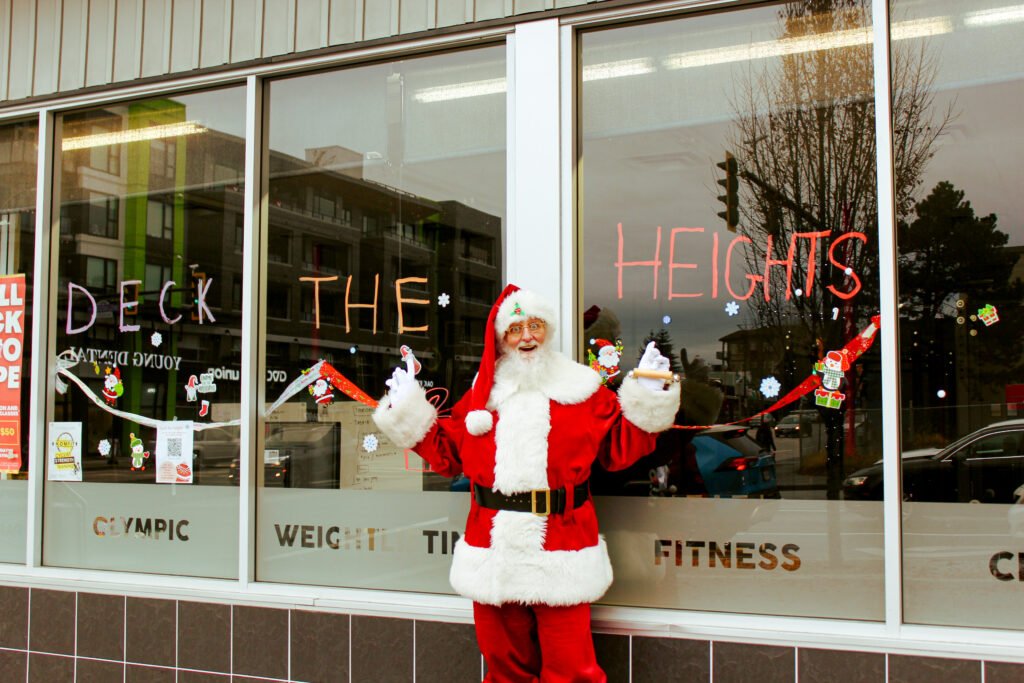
[309,376,335,406]
[102,366,124,405]
[587,338,623,385]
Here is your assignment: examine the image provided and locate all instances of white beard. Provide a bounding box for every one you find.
[494,343,558,394]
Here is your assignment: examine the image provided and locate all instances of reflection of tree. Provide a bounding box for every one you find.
[730,0,950,349]
[640,328,684,374]
[898,181,1017,323]
[898,181,1024,436]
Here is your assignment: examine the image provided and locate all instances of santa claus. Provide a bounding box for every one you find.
[373,284,680,682]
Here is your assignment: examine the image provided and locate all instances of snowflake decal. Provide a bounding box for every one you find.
[151,332,163,347]
[362,434,379,453]
[724,301,740,317]
[98,439,111,456]
[760,376,781,398]
[662,315,672,325]
[438,292,451,308]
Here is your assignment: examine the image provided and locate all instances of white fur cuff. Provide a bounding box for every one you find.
[372,383,437,449]
[617,375,681,433]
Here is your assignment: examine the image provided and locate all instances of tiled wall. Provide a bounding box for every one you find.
[1,585,1023,682]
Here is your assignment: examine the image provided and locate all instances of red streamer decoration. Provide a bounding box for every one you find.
[672,315,881,430]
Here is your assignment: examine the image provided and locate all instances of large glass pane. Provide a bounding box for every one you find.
[581,3,884,618]
[893,0,1024,629]
[45,89,245,577]
[256,47,505,590]
[0,119,37,564]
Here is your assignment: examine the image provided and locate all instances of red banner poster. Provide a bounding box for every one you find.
[0,274,25,473]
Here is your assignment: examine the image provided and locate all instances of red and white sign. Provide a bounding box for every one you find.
[0,274,25,474]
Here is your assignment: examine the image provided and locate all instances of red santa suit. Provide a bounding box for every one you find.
[373,285,679,682]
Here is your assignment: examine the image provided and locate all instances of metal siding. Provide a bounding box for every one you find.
[112,0,142,82]
[33,0,59,96]
[8,1,36,100]
[436,0,467,28]
[231,0,261,63]
[328,0,360,45]
[0,2,10,100]
[59,0,88,92]
[474,0,504,22]
[170,0,200,73]
[86,0,115,87]
[200,0,230,67]
[261,0,293,57]
[363,0,393,40]
[554,0,590,6]
[140,0,170,77]
[294,0,325,52]
[514,0,548,13]
[399,0,431,34]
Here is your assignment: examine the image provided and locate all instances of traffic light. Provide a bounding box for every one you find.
[717,152,739,232]
[190,271,206,322]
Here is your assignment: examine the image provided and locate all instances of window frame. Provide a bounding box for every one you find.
[0,0,1019,662]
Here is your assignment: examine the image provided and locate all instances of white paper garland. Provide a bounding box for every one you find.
[54,351,325,432]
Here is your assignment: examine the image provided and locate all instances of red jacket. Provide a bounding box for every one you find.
[374,353,679,606]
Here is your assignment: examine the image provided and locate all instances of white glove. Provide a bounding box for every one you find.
[636,341,670,392]
[385,354,418,407]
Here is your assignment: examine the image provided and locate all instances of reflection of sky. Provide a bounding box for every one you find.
[172,87,247,137]
[266,46,506,222]
[581,0,1024,363]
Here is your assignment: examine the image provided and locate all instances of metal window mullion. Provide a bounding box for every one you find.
[558,23,576,358]
[239,73,265,587]
[871,0,903,636]
[509,19,561,341]
[26,109,56,568]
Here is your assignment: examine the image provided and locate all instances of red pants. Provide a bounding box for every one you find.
[474,602,606,683]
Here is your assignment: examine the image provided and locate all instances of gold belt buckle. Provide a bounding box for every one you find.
[531,488,551,516]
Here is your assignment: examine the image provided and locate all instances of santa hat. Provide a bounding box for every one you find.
[465,284,558,436]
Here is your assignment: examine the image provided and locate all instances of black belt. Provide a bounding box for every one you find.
[473,481,590,516]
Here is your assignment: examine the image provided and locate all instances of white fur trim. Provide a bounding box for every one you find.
[371,384,437,449]
[492,390,550,493]
[617,375,681,433]
[495,289,558,338]
[466,409,493,436]
[449,512,614,606]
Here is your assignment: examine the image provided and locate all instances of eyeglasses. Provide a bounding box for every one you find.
[506,321,545,337]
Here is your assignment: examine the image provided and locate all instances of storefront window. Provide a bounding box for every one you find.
[580,3,884,619]
[256,47,506,590]
[0,120,37,564]
[893,0,1024,629]
[44,88,245,578]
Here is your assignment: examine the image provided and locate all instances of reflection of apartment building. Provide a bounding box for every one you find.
[264,139,500,394]
[58,104,501,408]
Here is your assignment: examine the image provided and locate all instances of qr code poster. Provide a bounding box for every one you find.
[156,421,194,484]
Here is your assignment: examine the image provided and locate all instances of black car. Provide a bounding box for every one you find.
[843,420,1024,503]
[773,410,821,438]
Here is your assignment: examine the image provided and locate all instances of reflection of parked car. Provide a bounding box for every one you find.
[590,424,778,498]
[774,410,821,438]
[192,426,240,484]
[693,426,779,498]
[843,419,1024,503]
